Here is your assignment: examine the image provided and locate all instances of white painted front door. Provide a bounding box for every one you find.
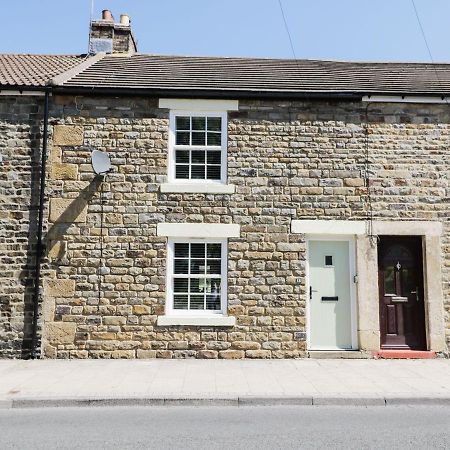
[308,240,353,350]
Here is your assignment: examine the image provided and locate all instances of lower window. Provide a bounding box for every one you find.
[167,239,227,314]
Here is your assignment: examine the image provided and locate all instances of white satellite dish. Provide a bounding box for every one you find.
[91,150,112,175]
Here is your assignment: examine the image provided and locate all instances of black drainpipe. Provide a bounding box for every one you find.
[30,88,50,359]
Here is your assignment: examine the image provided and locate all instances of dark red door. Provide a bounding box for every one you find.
[378,236,426,350]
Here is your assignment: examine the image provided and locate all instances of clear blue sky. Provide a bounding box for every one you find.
[2,0,449,62]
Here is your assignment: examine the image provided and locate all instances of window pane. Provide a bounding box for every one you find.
[384,266,395,294]
[192,165,205,179]
[176,116,190,130]
[190,295,205,310]
[192,117,206,130]
[207,260,221,275]
[207,151,221,165]
[205,278,221,294]
[207,132,221,146]
[176,150,189,164]
[192,132,206,146]
[206,165,221,180]
[175,165,189,179]
[174,295,188,309]
[176,131,190,145]
[207,117,222,131]
[174,278,188,293]
[206,294,221,310]
[207,243,221,258]
[174,259,189,274]
[191,244,205,258]
[190,278,203,294]
[192,151,205,163]
[191,259,205,274]
[175,243,189,257]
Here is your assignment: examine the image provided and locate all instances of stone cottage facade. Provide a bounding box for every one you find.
[0,11,448,359]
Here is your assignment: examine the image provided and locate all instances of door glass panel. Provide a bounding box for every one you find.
[384,266,395,294]
[401,268,415,297]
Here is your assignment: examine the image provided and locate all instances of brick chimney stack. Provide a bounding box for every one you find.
[89,10,137,54]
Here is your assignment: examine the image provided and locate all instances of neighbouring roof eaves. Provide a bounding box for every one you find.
[0,54,86,88]
[60,54,450,95]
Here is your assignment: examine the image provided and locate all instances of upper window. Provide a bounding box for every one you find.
[169,111,227,183]
[167,239,227,315]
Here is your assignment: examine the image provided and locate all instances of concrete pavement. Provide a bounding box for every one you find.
[0,359,449,407]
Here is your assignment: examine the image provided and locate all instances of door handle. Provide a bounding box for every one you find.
[411,288,419,302]
[309,286,318,300]
[391,296,408,303]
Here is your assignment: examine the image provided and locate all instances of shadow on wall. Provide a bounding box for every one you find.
[46,177,102,246]
[16,121,41,358]
[20,176,102,358]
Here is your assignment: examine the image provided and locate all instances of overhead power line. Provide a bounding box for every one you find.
[410,0,448,99]
[278,0,297,60]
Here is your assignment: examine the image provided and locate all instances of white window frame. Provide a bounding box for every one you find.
[166,238,228,316]
[168,110,228,185]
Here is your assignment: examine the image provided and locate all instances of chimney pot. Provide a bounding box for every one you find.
[102,9,113,21]
[120,14,130,26]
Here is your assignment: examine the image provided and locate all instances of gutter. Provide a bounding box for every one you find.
[50,86,363,101]
[30,87,50,359]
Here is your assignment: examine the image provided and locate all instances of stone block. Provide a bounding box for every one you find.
[51,146,62,163]
[105,213,123,225]
[197,350,218,359]
[245,350,271,359]
[53,125,83,146]
[111,350,135,359]
[231,341,261,350]
[44,279,75,298]
[133,305,151,315]
[219,350,245,359]
[276,242,303,252]
[42,343,57,358]
[44,322,77,345]
[103,316,127,326]
[137,349,157,359]
[47,240,67,260]
[49,198,88,223]
[51,163,78,180]
[344,178,364,187]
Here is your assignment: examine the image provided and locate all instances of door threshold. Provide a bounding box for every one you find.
[308,350,370,359]
[373,350,436,359]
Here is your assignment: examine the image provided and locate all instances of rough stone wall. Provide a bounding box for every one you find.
[0,96,45,358]
[38,96,449,359]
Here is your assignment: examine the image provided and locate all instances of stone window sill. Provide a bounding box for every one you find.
[156,315,236,327]
[160,183,235,194]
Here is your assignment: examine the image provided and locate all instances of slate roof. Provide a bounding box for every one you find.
[0,54,85,88]
[2,52,450,97]
[59,54,450,96]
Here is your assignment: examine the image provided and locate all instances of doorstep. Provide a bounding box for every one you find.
[308,351,371,359]
[373,350,437,359]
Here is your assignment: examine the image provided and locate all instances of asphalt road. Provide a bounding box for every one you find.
[0,405,449,449]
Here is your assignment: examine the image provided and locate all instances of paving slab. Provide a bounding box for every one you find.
[0,359,449,408]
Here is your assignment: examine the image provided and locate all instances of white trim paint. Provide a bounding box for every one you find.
[165,238,228,317]
[291,220,366,235]
[157,315,236,326]
[157,223,240,238]
[159,98,239,111]
[160,183,236,194]
[362,95,450,104]
[167,110,228,185]
[306,235,358,351]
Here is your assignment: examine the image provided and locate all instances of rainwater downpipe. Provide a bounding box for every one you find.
[30,88,50,359]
